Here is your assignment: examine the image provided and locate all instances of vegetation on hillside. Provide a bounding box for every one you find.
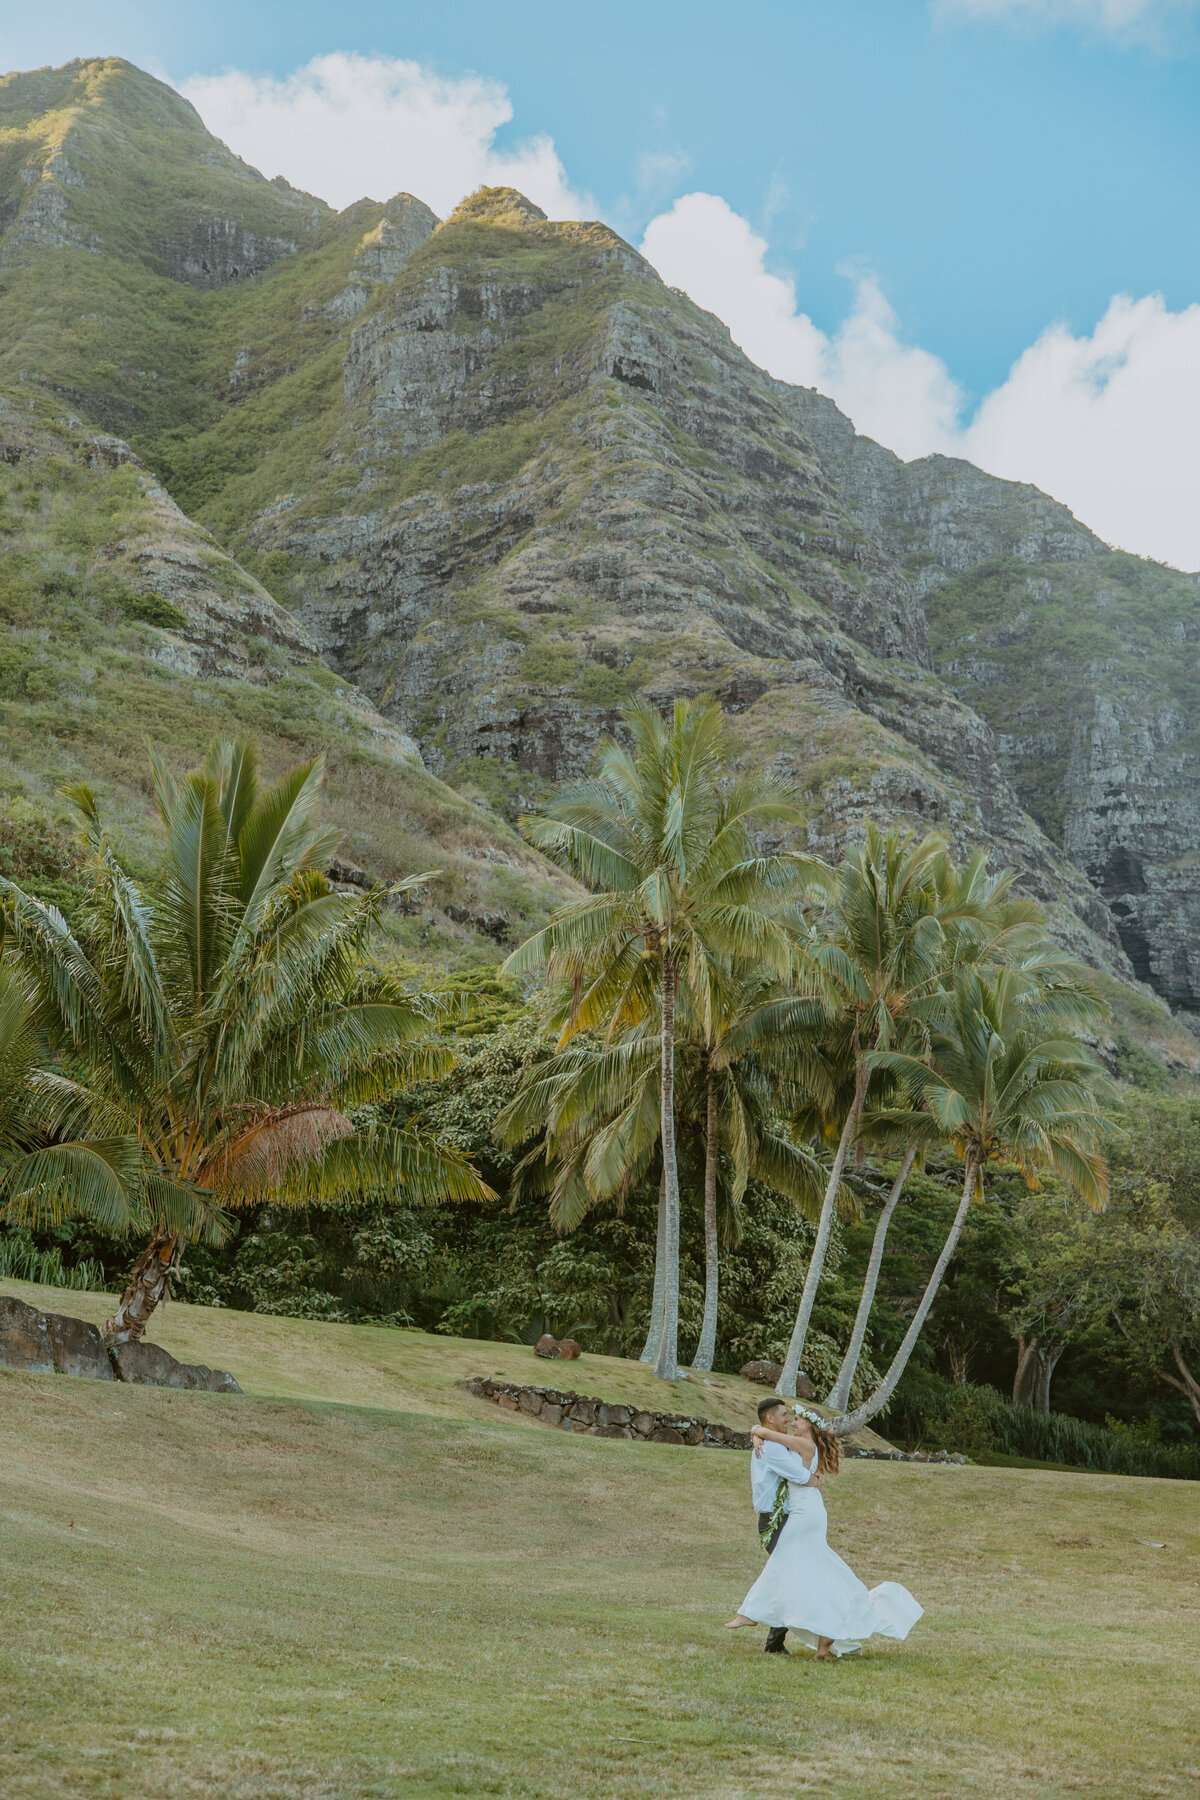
[0,738,494,1345]
[2,700,1196,1476]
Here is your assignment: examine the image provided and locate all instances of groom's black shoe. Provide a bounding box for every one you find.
[764,1644,791,1655]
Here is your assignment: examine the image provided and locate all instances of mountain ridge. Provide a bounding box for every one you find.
[1,56,1197,1069]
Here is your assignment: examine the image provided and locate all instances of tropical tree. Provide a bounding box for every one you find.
[689,966,825,1370]
[502,698,805,1379]
[0,959,146,1239]
[822,847,1043,1410]
[0,740,494,1342]
[824,1143,919,1411]
[720,825,954,1398]
[495,976,823,1371]
[830,964,1111,1435]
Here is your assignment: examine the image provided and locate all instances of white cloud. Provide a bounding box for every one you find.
[641,192,1200,568]
[179,53,587,220]
[962,294,1200,567]
[934,0,1200,42]
[640,193,962,460]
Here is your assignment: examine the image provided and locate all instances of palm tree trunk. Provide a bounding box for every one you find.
[102,1225,181,1343]
[825,1143,917,1410]
[776,1068,866,1399]
[832,1156,978,1435]
[640,1165,668,1363]
[692,1069,720,1373]
[653,954,682,1382]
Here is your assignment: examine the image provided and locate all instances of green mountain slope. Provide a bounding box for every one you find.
[1,55,1197,1068]
[0,393,573,955]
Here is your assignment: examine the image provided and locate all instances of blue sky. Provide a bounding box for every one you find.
[5,2,1200,563]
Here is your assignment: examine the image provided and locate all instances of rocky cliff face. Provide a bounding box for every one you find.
[1,57,1197,1058]
[789,391,1200,1027]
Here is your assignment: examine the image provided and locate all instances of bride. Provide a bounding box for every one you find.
[725,1406,923,1660]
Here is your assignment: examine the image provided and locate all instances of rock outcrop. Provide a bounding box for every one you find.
[108,1338,242,1392]
[0,1295,242,1390]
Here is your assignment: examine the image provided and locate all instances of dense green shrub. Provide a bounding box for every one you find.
[0,1230,107,1292]
[890,1372,1200,1480]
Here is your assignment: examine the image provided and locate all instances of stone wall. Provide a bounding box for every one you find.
[462,1376,751,1448]
[464,1375,967,1463]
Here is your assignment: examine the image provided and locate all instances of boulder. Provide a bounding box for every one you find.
[533,1334,581,1360]
[567,1399,598,1425]
[541,1402,564,1427]
[739,1360,815,1397]
[598,1402,633,1427]
[109,1340,241,1393]
[649,1425,685,1445]
[518,1390,543,1415]
[740,1359,779,1385]
[632,1411,654,1436]
[44,1311,113,1381]
[0,1295,54,1374]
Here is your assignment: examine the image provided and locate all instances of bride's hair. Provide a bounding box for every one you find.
[801,1415,843,1477]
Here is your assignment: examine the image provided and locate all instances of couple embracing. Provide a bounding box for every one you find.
[725,1397,923,1660]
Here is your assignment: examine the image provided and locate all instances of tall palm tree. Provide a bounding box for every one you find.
[0,960,147,1238]
[823,1142,918,1411]
[690,966,825,1371]
[721,825,951,1398]
[495,985,823,1371]
[823,848,1043,1411]
[503,698,804,1379]
[830,964,1111,1434]
[0,740,494,1342]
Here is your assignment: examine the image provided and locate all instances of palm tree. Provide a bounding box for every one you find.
[823,847,1042,1411]
[502,698,804,1379]
[690,966,825,1370]
[823,1142,918,1411]
[830,964,1110,1435]
[496,978,823,1370]
[0,739,494,1342]
[0,960,147,1239]
[723,826,950,1398]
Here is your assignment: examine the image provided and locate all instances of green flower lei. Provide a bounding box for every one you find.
[759,1478,788,1552]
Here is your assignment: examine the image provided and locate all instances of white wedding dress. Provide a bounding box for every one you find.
[736,1449,923,1657]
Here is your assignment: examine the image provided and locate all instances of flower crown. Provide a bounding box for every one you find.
[792,1404,831,1431]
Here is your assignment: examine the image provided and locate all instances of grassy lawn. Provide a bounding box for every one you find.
[2,1286,1199,1799]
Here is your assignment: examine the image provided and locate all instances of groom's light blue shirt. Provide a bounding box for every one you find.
[750,1439,814,1514]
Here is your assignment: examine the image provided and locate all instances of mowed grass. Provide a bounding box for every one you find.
[2,1292,1199,1799]
[0,1278,855,1439]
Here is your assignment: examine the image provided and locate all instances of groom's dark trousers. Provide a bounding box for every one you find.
[756,1512,789,1654]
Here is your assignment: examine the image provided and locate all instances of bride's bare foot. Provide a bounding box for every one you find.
[815,1637,834,1660]
[724,1615,755,1630]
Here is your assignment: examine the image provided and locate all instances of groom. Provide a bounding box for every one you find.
[751,1396,823,1655]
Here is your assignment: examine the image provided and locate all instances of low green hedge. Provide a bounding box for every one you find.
[889,1375,1200,1481]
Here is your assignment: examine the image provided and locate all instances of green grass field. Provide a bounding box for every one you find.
[2,1282,1198,1800]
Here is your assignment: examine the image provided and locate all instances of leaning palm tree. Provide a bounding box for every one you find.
[830,964,1111,1435]
[502,698,805,1379]
[0,959,147,1240]
[823,849,1044,1411]
[687,965,825,1371]
[720,825,951,1398]
[0,740,494,1342]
